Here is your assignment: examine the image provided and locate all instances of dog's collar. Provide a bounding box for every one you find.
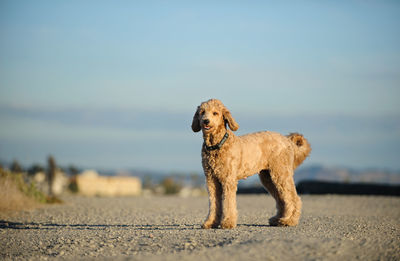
[203,132,229,151]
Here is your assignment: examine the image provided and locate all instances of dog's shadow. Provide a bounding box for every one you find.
[0,220,198,231]
[0,220,272,231]
[238,224,271,228]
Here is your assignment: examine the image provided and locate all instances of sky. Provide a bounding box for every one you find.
[0,1,399,173]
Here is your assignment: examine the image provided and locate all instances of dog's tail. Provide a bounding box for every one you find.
[287,133,311,169]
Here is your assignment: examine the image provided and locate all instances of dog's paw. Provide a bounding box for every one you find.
[269,216,298,227]
[220,219,237,229]
[268,216,280,226]
[201,223,212,229]
[201,221,219,229]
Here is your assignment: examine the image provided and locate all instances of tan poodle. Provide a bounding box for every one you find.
[192,99,311,229]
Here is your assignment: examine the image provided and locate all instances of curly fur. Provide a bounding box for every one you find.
[192,99,311,229]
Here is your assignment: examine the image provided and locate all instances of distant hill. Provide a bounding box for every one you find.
[239,166,400,195]
[296,181,400,196]
[294,165,400,185]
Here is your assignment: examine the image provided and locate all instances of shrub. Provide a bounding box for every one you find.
[161,177,182,195]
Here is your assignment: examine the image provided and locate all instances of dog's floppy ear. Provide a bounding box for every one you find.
[191,106,201,132]
[223,108,239,131]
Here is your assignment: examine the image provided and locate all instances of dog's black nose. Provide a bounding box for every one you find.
[204,119,210,125]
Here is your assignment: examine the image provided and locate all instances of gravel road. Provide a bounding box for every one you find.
[1,195,399,260]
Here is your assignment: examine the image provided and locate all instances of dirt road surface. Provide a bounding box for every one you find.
[1,195,399,260]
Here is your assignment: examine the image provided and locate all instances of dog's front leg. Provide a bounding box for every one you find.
[220,178,238,229]
[202,175,222,229]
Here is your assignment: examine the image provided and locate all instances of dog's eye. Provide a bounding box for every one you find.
[199,110,205,115]
[213,112,218,116]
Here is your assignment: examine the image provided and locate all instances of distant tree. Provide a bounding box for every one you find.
[161,177,182,195]
[143,175,153,189]
[28,164,45,176]
[10,160,23,173]
[47,155,57,196]
[67,165,80,176]
[190,172,203,188]
[66,165,80,193]
[68,175,79,193]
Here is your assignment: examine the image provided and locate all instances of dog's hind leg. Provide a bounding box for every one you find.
[278,175,301,226]
[259,169,284,223]
[202,175,223,229]
[259,170,284,224]
[259,169,301,226]
[288,179,302,226]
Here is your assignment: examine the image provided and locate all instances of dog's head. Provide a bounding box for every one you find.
[191,99,239,133]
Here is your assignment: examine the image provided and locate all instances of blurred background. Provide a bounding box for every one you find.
[1,1,399,197]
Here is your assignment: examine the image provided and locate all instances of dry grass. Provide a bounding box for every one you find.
[0,169,63,214]
[0,173,39,212]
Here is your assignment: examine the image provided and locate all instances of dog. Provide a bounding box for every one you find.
[192,99,311,229]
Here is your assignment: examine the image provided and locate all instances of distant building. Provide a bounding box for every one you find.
[76,170,142,196]
[33,170,68,196]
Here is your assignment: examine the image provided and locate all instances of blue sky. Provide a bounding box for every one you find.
[0,1,399,172]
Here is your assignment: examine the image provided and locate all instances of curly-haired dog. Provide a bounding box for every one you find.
[192,99,311,229]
